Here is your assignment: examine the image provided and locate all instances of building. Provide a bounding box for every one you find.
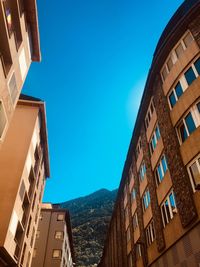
[98,0,200,266]
[0,95,50,266]
[0,0,40,144]
[31,203,75,267]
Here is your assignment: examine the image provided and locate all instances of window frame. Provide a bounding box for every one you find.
[187,154,200,192]
[149,125,161,154]
[155,155,168,185]
[142,188,151,211]
[161,190,177,227]
[177,103,200,144]
[146,220,155,247]
[52,249,62,259]
[0,99,8,140]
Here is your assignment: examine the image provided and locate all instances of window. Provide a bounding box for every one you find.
[155,155,168,185]
[0,101,7,139]
[136,244,142,260]
[57,214,64,221]
[139,162,146,182]
[161,190,177,227]
[197,102,200,113]
[178,112,196,143]
[183,32,193,48]
[167,56,173,72]
[185,67,196,86]
[8,72,18,104]
[128,253,133,267]
[55,231,64,240]
[142,189,150,211]
[149,125,161,154]
[26,216,32,237]
[133,212,138,231]
[187,155,200,192]
[21,243,27,266]
[145,99,155,129]
[125,205,129,220]
[126,227,131,243]
[52,249,62,259]
[146,220,155,246]
[168,82,183,108]
[136,138,142,159]
[131,188,136,202]
[161,32,194,81]
[175,42,184,58]
[194,57,200,75]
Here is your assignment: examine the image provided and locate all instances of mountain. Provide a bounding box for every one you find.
[59,188,118,267]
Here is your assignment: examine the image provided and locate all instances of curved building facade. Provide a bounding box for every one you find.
[98,0,200,266]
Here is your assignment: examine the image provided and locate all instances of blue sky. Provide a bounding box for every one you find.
[23,0,184,202]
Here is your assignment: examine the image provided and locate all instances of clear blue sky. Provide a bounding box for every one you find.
[23,0,184,202]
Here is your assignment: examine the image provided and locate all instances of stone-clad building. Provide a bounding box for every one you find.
[98,0,200,266]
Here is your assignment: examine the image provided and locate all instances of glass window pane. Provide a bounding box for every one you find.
[185,67,196,86]
[161,156,168,174]
[175,82,183,99]
[179,123,188,142]
[165,199,171,221]
[175,43,184,58]
[155,126,160,140]
[169,193,177,215]
[169,92,176,108]
[190,162,200,187]
[158,164,163,181]
[194,57,200,75]
[185,112,196,134]
[183,33,193,48]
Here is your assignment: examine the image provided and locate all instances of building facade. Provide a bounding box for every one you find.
[98,1,200,266]
[0,95,50,266]
[31,204,75,267]
[0,0,40,144]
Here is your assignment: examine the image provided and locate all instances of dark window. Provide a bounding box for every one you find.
[194,58,200,75]
[185,112,196,134]
[169,92,176,108]
[179,123,188,142]
[197,102,200,113]
[185,67,196,86]
[175,82,183,99]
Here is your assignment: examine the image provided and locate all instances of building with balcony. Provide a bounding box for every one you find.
[98,0,200,266]
[31,203,75,267]
[0,0,40,145]
[0,95,50,266]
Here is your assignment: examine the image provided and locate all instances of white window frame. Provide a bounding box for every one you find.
[142,189,150,211]
[149,124,161,154]
[161,190,177,227]
[155,155,168,185]
[139,162,146,182]
[187,154,200,192]
[145,98,155,129]
[146,220,155,247]
[177,103,200,144]
[136,137,142,159]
